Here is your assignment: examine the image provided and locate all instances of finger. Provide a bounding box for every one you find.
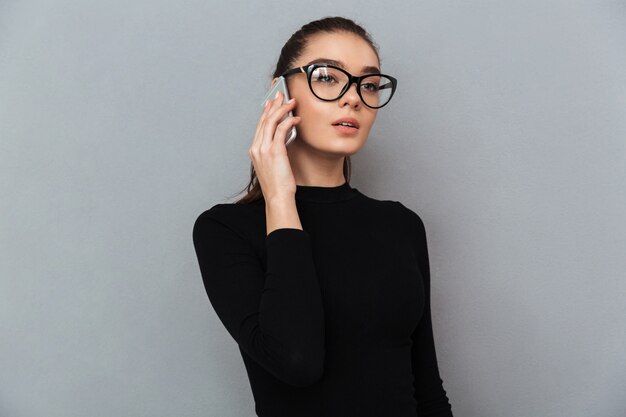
[271,115,301,150]
[253,92,285,151]
[259,100,292,152]
[264,97,296,141]
[251,99,272,150]
[251,92,281,153]
[267,94,295,122]
[263,91,283,121]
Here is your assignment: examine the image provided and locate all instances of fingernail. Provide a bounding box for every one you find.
[288,98,295,103]
[274,91,281,99]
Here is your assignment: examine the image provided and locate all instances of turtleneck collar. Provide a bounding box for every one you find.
[295,181,360,203]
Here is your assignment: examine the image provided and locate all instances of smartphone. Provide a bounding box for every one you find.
[261,76,297,146]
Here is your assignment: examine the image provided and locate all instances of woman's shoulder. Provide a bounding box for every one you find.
[193,200,265,241]
[393,200,427,233]
[196,199,263,222]
[357,192,425,224]
[392,200,424,223]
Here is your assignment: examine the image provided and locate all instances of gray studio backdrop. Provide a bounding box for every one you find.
[1,1,625,416]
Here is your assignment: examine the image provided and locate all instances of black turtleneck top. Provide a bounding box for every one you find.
[192,181,454,417]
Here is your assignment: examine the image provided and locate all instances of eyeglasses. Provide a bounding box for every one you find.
[280,63,397,109]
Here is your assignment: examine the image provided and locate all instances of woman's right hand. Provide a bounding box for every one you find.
[249,90,302,203]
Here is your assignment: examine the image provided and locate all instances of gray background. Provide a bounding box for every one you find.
[1,1,625,416]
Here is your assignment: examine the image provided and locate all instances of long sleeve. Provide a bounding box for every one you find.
[409,211,454,416]
[192,206,326,387]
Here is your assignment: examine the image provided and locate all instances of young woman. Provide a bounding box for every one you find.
[193,16,454,417]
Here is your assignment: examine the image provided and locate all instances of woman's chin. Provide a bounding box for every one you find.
[317,139,364,156]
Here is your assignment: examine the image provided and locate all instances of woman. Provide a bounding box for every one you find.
[193,16,454,417]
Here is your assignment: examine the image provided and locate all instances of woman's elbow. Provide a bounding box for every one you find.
[282,350,325,387]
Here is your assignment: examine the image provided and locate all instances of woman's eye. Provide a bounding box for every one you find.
[314,75,336,83]
[362,83,379,92]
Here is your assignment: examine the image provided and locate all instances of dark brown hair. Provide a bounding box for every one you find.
[230,16,381,204]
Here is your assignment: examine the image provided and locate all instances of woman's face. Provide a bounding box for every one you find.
[273,31,381,157]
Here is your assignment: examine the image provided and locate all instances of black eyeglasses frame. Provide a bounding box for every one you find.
[280,63,397,109]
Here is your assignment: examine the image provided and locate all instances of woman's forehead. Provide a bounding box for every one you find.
[300,33,379,69]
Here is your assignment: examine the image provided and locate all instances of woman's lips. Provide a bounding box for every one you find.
[332,125,359,135]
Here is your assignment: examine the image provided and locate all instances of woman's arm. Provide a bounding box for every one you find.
[192,205,325,387]
[407,207,454,416]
